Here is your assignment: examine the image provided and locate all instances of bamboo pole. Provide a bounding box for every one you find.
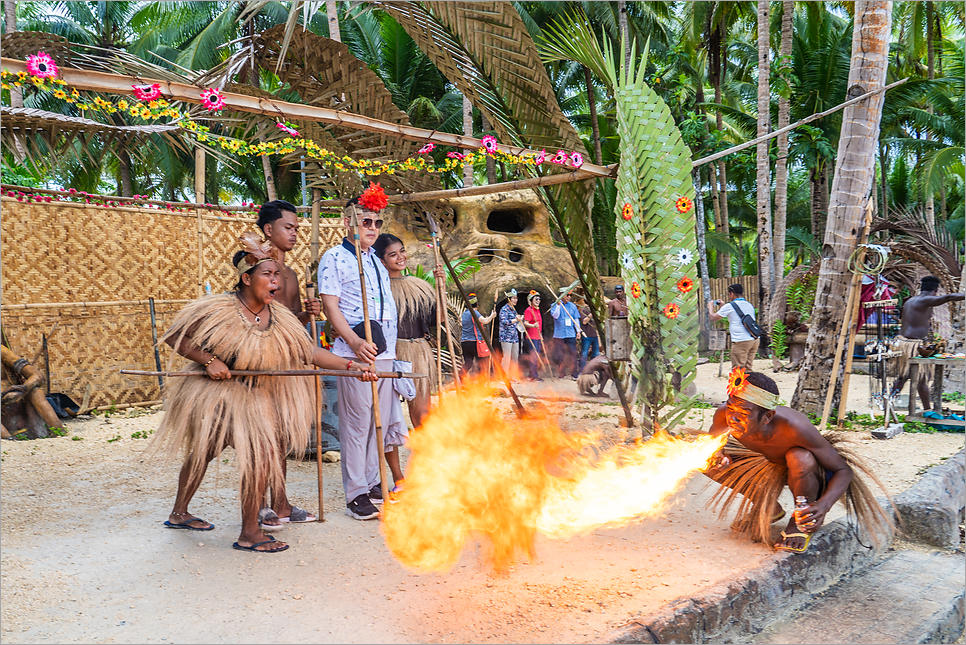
[836,200,877,428]
[0,58,614,179]
[194,147,205,298]
[427,215,461,391]
[148,297,163,391]
[348,206,391,506]
[693,78,908,168]
[121,369,426,378]
[2,298,192,310]
[305,283,325,522]
[819,200,875,431]
[436,243,526,416]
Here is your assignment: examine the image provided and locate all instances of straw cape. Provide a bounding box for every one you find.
[707,433,896,548]
[389,274,438,398]
[148,293,315,498]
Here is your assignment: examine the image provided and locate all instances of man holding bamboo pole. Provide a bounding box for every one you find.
[319,183,402,521]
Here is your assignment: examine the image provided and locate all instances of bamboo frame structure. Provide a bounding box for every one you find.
[121,369,426,378]
[0,57,614,179]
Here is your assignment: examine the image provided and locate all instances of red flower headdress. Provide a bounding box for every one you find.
[359,182,389,212]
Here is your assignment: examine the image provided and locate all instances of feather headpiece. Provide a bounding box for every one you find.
[235,231,279,275]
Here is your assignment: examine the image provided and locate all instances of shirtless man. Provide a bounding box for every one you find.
[607,284,628,318]
[706,370,854,553]
[890,276,964,408]
[576,354,612,397]
[256,199,323,528]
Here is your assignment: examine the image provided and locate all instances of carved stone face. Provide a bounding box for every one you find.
[386,189,578,307]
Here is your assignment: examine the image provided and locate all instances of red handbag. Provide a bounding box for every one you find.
[473,317,490,358]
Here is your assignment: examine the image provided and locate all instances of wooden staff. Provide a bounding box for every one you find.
[120,369,426,378]
[427,214,461,391]
[436,241,526,416]
[349,205,391,506]
[306,282,325,522]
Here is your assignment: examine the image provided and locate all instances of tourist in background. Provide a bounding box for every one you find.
[550,289,581,380]
[576,295,599,372]
[522,291,544,381]
[497,288,523,378]
[460,292,496,377]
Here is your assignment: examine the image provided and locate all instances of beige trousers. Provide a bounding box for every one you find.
[730,339,760,371]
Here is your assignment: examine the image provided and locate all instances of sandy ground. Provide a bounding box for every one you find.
[2,358,963,643]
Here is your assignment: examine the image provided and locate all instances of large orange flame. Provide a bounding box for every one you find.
[382,379,726,572]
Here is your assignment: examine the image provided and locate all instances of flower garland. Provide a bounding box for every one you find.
[2,57,589,179]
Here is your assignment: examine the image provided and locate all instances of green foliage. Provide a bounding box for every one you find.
[896,414,935,434]
[48,427,68,437]
[787,275,817,322]
[130,430,153,440]
[409,256,481,288]
[107,434,123,443]
[942,391,965,403]
[72,436,84,441]
[770,319,788,359]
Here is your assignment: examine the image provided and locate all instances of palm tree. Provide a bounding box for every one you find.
[755,0,773,313]
[773,0,794,281]
[791,0,894,415]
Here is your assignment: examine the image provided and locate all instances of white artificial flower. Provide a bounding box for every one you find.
[674,248,694,266]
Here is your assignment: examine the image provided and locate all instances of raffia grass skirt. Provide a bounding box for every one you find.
[396,338,437,398]
[705,433,895,548]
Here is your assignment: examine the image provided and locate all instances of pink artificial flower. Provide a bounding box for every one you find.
[446,151,465,160]
[200,88,225,111]
[535,149,547,165]
[418,143,435,154]
[551,149,568,164]
[132,83,162,101]
[481,135,498,154]
[276,122,300,137]
[570,152,584,169]
[26,52,58,79]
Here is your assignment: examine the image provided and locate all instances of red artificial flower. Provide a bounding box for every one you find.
[551,149,568,164]
[26,52,58,79]
[675,196,693,213]
[132,83,162,101]
[200,88,225,111]
[676,276,694,295]
[418,143,435,154]
[359,182,388,212]
[446,151,465,160]
[276,122,299,137]
[621,203,633,221]
[630,282,642,298]
[663,303,680,319]
[481,135,498,154]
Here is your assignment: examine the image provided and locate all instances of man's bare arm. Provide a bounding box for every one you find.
[920,293,965,307]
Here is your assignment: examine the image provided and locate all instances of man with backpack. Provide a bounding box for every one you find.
[707,283,761,371]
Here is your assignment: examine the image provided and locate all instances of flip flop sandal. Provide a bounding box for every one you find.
[258,508,285,532]
[232,537,289,553]
[775,531,812,553]
[279,506,316,523]
[164,518,214,531]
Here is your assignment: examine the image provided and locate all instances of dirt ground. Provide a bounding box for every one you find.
[2,358,963,643]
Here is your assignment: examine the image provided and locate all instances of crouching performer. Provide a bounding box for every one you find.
[149,233,375,553]
[704,368,893,553]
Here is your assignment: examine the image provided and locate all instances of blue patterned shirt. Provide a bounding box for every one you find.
[499,304,520,343]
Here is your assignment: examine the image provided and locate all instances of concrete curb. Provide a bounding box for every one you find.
[603,519,883,644]
[895,449,966,548]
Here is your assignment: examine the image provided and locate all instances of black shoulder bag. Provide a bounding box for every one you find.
[350,251,388,355]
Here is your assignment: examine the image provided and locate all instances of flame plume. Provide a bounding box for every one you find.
[382,379,726,573]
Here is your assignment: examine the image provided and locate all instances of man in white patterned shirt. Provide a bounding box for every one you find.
[319,196,403,520]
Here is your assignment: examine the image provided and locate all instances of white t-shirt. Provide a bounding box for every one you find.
[718,298,756,343]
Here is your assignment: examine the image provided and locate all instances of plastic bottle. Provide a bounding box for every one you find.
[204,281,212,296]
[793,495,810,532]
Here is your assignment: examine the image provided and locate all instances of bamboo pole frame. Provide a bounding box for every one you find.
[0,58,614,179]
[194,146,205,298]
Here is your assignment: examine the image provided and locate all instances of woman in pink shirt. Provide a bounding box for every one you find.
[522,290,544,381]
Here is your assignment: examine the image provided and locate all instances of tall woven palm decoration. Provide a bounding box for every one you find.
[603,38,699,429]
[371,1,607,329]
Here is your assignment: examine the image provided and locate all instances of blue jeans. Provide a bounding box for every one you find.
[580,336,600,371]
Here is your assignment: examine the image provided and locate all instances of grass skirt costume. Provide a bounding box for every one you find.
[149,293,315,499]
[890,335,926,381]
[707,432,896,548]
[389,274,438,402]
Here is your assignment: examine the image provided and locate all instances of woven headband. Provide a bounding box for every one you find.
[726,367,779,410]
[235,255,274,276]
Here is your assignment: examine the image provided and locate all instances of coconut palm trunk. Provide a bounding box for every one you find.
[791,0,893,413]
[773,0,793,282]
[924,1,935,230]
[326,0,341,42]
[462,95,474,187]
[4,1,21,110]
[756,0,773,315]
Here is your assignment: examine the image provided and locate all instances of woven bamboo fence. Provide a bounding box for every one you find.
[1,197,344,408]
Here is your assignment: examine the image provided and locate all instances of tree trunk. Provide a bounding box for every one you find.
[462,95,474,187]
[714,23,731,278]
[326,0,341,42]
[247,57,277,201]
[618,0,630,73]
[584,65,602,165]
[809,163,830,239]
[924,1,935,230]
[481,113,496,185]
[791,0,893,414]
[119,147,133,197]
[4,1,22,110]
[694,167,712,313]
[773,0,793,282]
[717,161,731,277]
[710,163,724,278]
[756,0,773,320]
